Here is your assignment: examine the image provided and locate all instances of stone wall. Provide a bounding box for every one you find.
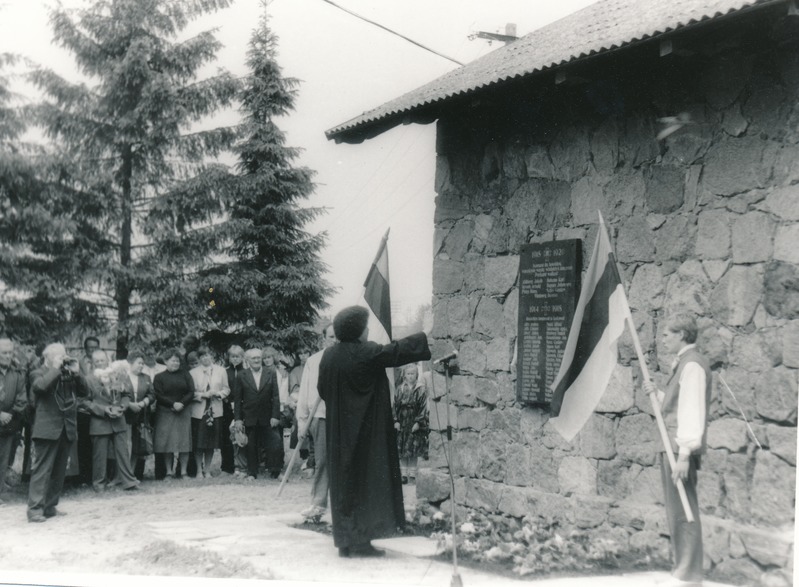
[420,15,798,587]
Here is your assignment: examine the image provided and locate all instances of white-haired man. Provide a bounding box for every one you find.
[27,343,91,522]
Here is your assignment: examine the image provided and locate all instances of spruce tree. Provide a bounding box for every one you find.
[201,14,332,352]
[24,0,240,355]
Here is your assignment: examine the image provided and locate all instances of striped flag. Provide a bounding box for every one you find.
[361,228,392,344]
[549,216,631,441]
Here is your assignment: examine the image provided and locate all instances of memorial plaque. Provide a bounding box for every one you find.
[516,239,581,406]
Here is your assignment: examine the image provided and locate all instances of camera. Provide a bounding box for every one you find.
[60,357,79,376]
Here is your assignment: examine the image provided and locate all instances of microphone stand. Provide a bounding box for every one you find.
[433,355,462,587]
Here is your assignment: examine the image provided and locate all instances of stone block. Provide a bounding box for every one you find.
[607,500,660,530]
[654,214,697,263]
[715,556,769,586]
[525,144,555,179]
[478,431,508,482]
[698,470,722,513]
[754,366,798,425]
[528,443,560,493]
[416,468,452,503]
[450,430,481,477]
[570,176,605,226]
[695,209,732,260]
[445,296,472,339]
[616,216,655,263]
[664,260,712,317]
[616,413,658,466]
[443,221,473,262]
[702,55,752,109]
[623,115,659,168]
[774,223,799,265]
[475,377,500,406]
[706,418,749,452]
[591,118,619,174]
[764,261,799,320]
[504,443,535,487]
[730,330,778,372]
[597,460,630,499]
[763,185,799,220]
[702,137,769,196]
[645,165,685,213]
[458,341,487,376]
[486,407,521,442]
[473,296,505,339]
[484,338,510,373]
[625,465,663,505]
[496,372,515,405]
[558,456,597,496]
[519,407,547,445]
[629,530,670,558]
[702,260,729,283]
[429,400,459,432]
[718,366,758,420]
[783,320,799,368]
[722,453,751,520]
[550,126,591,182]
[619,311,655,365]
[503,288,519,340]
[483,255,519,296]
[433,259,464,294]
[573,496,611,528]
[450,375,477,407]
[464,477,503,512]
[595,364,635,413]
[721,103,748,136]
[743,81,788,139]
[741,530,794,567]
[536,180,572,231]
[709,265,764,326]
[462,253,485,293]
[732,211,775,263]
[458,407,488,432]
[697,317,731,367]
[603,170,644,222]
[628,264,665,312]
[503,141,527,179]
[504,182,539,244]
[578,414,616,460]
[470,214,494,254]
[765,424,797,465]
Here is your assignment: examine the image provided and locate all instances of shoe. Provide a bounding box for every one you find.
[348,543,385,558]
[655,576,703,586]
[401,476,408,484]
[44,508,65,518]
[245,475,256,481]
[300,505,326,520]
[93,484,106,493]
[28,513,47,523]
[123,483,140,491]
[270,470,280,479]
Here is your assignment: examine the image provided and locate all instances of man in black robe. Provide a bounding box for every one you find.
[318,305,431,558]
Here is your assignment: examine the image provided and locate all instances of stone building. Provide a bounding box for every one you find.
[327,1,798,584]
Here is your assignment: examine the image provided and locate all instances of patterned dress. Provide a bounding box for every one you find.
[394,379,429,460]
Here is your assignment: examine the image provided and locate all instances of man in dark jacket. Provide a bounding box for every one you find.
[27,343,91,522]
[0,338,27,504]
[233,348,282,480]
[318,306,431,558]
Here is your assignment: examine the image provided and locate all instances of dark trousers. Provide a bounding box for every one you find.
[27,430,73,519]
[660,454,703,582]
[244,423,282,478]
[76,412,93,484]
[92,429,138,490]
[220,400,235,473]
[0,433,16,495]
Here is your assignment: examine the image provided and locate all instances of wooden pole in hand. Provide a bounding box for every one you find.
[277,396,321,497]
[599,212,693,522]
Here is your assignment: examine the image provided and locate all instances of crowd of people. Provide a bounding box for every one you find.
[0,315,432,531]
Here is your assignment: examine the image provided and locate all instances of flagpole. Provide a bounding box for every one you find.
[599,212,694,523]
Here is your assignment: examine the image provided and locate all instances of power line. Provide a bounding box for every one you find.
[319,0,464,66]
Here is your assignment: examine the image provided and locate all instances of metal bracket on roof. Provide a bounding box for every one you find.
[555,71,567,85]
[660,39,673,57]
[788,0,799,16]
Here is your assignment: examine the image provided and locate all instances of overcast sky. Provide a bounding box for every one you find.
[1,0,597,325]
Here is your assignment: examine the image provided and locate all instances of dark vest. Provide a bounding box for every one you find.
[661,347,711,455]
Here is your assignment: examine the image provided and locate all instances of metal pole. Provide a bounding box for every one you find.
[443,360,462,587]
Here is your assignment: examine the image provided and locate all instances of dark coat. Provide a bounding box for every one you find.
[318,332,431,549]
[125,372,155,426]
[0,366,28,437]
[233,368,280,426]
[29,367,91,442]
[84,376,133,436]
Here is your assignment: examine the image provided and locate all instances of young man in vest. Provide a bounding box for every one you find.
[644,313,711,587]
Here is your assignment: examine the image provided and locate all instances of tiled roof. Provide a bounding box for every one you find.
[326,0,776,143]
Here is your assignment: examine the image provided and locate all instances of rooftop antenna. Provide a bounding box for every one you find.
[468,23,518,46]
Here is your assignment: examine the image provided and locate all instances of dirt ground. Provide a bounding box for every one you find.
[0,449,317,582]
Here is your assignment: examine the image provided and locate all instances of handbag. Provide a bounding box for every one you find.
[137,406,154,455]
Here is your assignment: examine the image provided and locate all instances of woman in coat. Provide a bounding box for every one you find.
[189,346,230,478]
[153,348,195,479]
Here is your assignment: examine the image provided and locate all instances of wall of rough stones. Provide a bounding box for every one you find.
[417,15,798,587]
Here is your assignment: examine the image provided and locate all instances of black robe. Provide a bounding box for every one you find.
[318,332,431,548]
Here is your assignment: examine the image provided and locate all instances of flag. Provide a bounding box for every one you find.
[361,228,392,344]
[549,215,630,441]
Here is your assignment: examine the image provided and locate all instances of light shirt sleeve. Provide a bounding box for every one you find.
[296,352,323,428]
[675,361,706,458]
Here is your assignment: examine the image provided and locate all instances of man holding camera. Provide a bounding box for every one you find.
[27,343,91,522]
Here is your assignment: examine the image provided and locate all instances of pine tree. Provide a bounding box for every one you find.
[197,13,332,352]
[23,0,240,355]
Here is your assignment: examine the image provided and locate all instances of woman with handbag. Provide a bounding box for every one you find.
[189,346,230,478]
[126,351,155,481]
[153,348,195,479]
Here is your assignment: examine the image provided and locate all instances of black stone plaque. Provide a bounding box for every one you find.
[516,239,581,406]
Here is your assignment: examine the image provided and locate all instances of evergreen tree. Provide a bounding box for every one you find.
[196,14,332,352]
[23,0,240,355]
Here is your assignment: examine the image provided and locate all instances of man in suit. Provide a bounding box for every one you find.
[84,367,140,492]
[0,338,27,504]
[125,351,154,480]
[233,348,281,480]
[27,343,91,522]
